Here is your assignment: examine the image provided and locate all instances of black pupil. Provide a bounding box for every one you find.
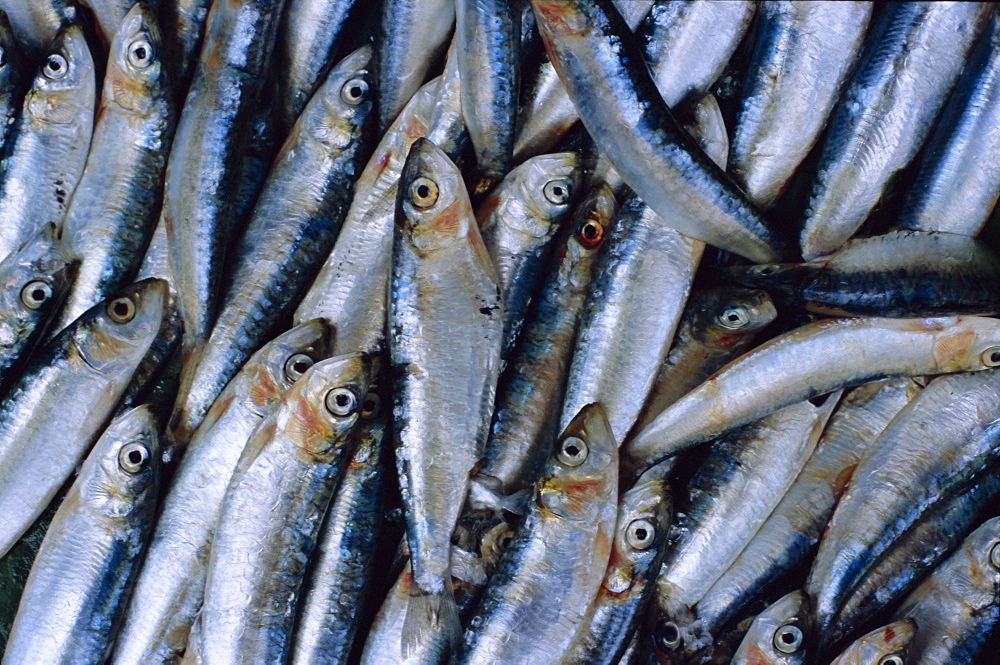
[349,85,362,98]
[417,184,430,199]
[582,223,597,239]
[727,313,741,323]
[114,301,130,317]
[761,266,775,275]
[781,631,795,644]
[991,351,1000,363]
[48,58,61,71]
[336,393,350,407]
[552,186,564,198]
[293,360,310,374]
[634,527,647,540]
[564,443,580,457]
[134,46,147,60]
[31,289,46,301]
[661,624,679,644]
[364,397,376,412]
[128,450,142,464]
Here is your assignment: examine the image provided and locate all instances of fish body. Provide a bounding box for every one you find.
[1,406,159,665]
[828,619,916,665]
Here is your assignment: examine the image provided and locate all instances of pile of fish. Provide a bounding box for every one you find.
[1,0,1000,663]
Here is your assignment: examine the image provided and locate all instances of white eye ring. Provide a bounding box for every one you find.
[409,177,439,208]
[625,519,655,550]
[43,53,68,79]
[773,624,803,654]
[340,77,369,105]
[543,179,572,205]
[326,387,358,417]
[119,442,150,473]
[128,39,153,68]
[20,281,53,310]
[556,436,588,466]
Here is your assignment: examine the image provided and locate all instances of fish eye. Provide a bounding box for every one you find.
[283,353,314,382]
[409,177,439,208]
[20,280,53,309]
[717,306,750,330]
[543,178,572,205]
[43,53,68,79]
[118,442,150,473]
[556,435,588,466]
[626,519,655,550]
[340,77,369,105]
[656,620,682,650]
[325,387,358,417]
[361,392,381,419]
[752,264,779,277]
[982,346,1000,367]
[990,542,1000,570]
[773,624,803,654]
[127,39,153,68]
[107,297,137,323]
[576,219,604,249]
[878,656,904,665]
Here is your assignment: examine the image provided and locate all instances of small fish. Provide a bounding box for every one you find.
[730,591,812,665]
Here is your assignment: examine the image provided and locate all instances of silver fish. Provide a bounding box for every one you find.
[730,591,811,665]
[828,619,916,665]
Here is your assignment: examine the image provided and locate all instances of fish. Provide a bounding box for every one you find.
[54,3,176,335]
[728,1,871,209]
[799,1,993,260]
[1,406,159,665]
[167,45,374,449]
[0,25,96,262]
[111,320,332,665]
[532,0,785,263]
[388,137,503,653]
[0,278,165,560]
[623,315,1000,481]
[828,619,916,665]
[457,403,619,664]
[189,352,372,664]
[895,12,1000,237]
[729,591,812,665]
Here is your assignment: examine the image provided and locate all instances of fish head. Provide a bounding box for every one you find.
[0,223,74,348]
[479,152,580,240]
[731,591,812,665]
[538,403,617,522]
[81,405,160,519]
[239,318,333,417]
[649,590,711,664]
[304,44,374,149]
[931,316,1000,372]
[604,477,672,595]
[72,278,166,374]
[0,10,21,93]
[27,25,95,125]
[283,351,372,461]
[565,184,617,287]
[105,3,168,114]
[958,516,1000,609]
[693,287,778,345]
[828,619,915,665]
[397,137,474,253]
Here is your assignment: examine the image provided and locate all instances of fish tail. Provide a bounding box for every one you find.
[401,579,461,658]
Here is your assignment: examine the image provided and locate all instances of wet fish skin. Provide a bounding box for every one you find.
[473,183,616,501]
[376,0,455,132]
[691,379,923,650]
[730,591,811,665]
[650,396,838,661]
[807,369,1000,650]
[632,287,777,436]
[162,0,287,353]
[830,472,1000,653]
[828,619,916,665]
[158,0,211,92]
[637,0,756,108]
[1,406,159,665]
[167,45,374,449]
[477,151,581,358]
[290,400,388,665]
[277,0,360,129]
[296,41,466,355]
[891,516,1000,664]
[111,320,332,665]
[564,477,673,665]
[0,0,74,58]
[800,1,993,260]
[623,315,1000,481]
[80,0,146,51]
[532,0,784,263]
[0,224,74,391]
[0,278,165,559]
[55,3,176,336]
[458,404,619,664]
[726,230,1000,318]
[0,11,22,154]
[895,12,1000,237]
[0,25,96,263]
[192,352,372,664]
[456,0,519,177]
[729,1,871,209]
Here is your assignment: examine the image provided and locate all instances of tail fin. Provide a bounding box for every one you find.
[401,578,462,659]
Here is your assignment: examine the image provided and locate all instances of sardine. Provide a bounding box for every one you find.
[0,25,95,262]
[458,404,619,664]
[1,406,159,665]
[828,619,916,665]
[111,321,332,665]
[190,353,372,664]
[730,591,811,665]
[623,315,1000,481]
[0,278,165,559]
[800,1,993,260]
